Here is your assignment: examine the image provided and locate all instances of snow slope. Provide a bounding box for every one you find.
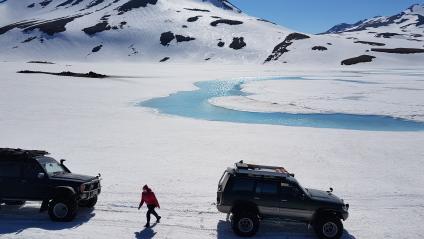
[0,0,423,65]
[0,62,423,239]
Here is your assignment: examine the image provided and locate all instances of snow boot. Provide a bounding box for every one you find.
[156,216,161,223]
[144,223,150,228]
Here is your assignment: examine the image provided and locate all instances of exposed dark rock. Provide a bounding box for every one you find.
[0,20,38,35]
[210,16,221,19]
[312,46,327,51]
[187,16,201,22]
[159,57,170,62]
[27,61,54,64]
[72,0,84,6]
[39,0,52,7]
[56,0,74,7]
[82,21,111,36]
[264,33,310,63]
[210,19,243,27]
[128,44,139,56]
[27,3,35,8]
[375,32,402,38]
[182,25,188,28]
[184,8,210,12]
[229,37,246,50]
[341,55,376,65]
[327,43,332,45]
[24,15,83,36]
[217,41,225,47]
[205,58,211,61]
[257,18,277,25]
[354,41,386,46]
[411,34,423,38]
[85,0,105,9]
[91,44,103,52]
[160,31,175,46]
[21,36,37,43]
[175,35,195,42]
[17,70,108,78]
[116,0,158,15]
[119,21,127,28]
[371,48,424,54]
[100,15,110,21]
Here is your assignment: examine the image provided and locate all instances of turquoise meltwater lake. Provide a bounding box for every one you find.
[140,77,424,131]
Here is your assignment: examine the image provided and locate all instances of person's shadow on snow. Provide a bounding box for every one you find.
[216,220,356,239]
[134,223,157,239]
[0,204,95,235]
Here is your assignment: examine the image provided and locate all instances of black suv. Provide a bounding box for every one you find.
[217,162,349,239]
[0,148,101,221]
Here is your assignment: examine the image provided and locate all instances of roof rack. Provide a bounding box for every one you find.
[234,161,294,178]
[0,148,49,160]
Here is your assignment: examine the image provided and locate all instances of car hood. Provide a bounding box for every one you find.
[307,188,343,204]
[50,173,96,182]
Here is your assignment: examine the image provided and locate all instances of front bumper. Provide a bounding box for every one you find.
[80,188,101,200]
[342,211,349,220]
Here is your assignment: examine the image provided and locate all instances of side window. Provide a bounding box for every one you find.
[22,162,43,178]
[281,182,301,198]
[0,161,21,178]
[256,181,279,195]
[231,178,255,192]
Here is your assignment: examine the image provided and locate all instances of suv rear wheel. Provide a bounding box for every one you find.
[314,215,343,239]
[231,212,259,237]
[48,198,78,222]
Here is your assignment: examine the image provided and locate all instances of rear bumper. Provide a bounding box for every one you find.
[217,205,231,213]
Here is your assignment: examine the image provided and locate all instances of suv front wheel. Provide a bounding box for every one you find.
[314,215,343,239]
[231,212,259,237]
[48,198,78,222]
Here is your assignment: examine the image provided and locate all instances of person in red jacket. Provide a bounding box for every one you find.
[138,185,161,228]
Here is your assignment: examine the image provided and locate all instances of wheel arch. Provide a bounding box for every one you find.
[53,186,77,199]
[231,200,259,216]
[313,208,343,223]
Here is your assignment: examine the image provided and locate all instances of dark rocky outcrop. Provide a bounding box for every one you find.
[39,0,52,7]
[56,0,74,7]
[210,19,243,27]
[17,70,108,78]
[159,57,170,62]
[116,0,158,15]
[354,41,386,46]
[217,41,225,47]
[27,61,54,64]
[264,33,310,63]
[312,46,328,51]
[183,8,210,12]
[371,48,424,54]
[175,35,195,42]
[187,16,201,22]
[82,21,111,36]
[257,18,276,25]
[375,32,402,38]
[160,31,175,46]
[24,15,83,36]
[27,3,35,8]
[21,36,37,43]
[229,37,246,50]
[0,20,38,35]
[341,55,376,65]
[91,44,103,52]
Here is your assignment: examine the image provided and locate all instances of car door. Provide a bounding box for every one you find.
[279,181,314,221]
[0,160,23,199]
[254,180,281,216]
[20,159,50,200]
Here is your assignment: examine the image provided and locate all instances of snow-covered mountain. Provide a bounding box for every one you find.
[0,0,423,65]
[323,4,424,40]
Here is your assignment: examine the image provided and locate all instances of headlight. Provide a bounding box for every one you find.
[342,203,349,210]
[80,184,86,192]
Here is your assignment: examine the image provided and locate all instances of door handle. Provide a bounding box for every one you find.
[254,197,261,200]
[281,199,288,202]
[21,179,27,183]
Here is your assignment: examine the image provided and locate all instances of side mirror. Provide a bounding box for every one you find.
[60,159,66,165]
[37,173,45,179]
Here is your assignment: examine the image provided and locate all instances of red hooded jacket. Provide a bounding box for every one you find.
[140,188,160,208]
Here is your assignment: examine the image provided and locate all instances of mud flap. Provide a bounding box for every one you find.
[40,199,49,212]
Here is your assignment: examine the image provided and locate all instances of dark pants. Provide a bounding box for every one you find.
[146,205,160,223]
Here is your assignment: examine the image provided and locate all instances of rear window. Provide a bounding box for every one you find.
[231,177,255,192]
[256,181,279,195]
[0,161,21,178]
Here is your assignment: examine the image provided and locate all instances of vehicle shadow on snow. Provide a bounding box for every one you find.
[0,204,95,235]
[216,220,356,239]
[134,223,157,239]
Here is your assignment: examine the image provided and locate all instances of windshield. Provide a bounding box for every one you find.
[35,156,66,175]
[287,177,309,196]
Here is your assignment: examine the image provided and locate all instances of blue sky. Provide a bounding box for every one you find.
[230,0,422,33]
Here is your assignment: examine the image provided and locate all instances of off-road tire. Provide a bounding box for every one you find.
[48,198,78,222]
[314,215,344,239]
[231,212,259,237]
[79,195,98,208]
